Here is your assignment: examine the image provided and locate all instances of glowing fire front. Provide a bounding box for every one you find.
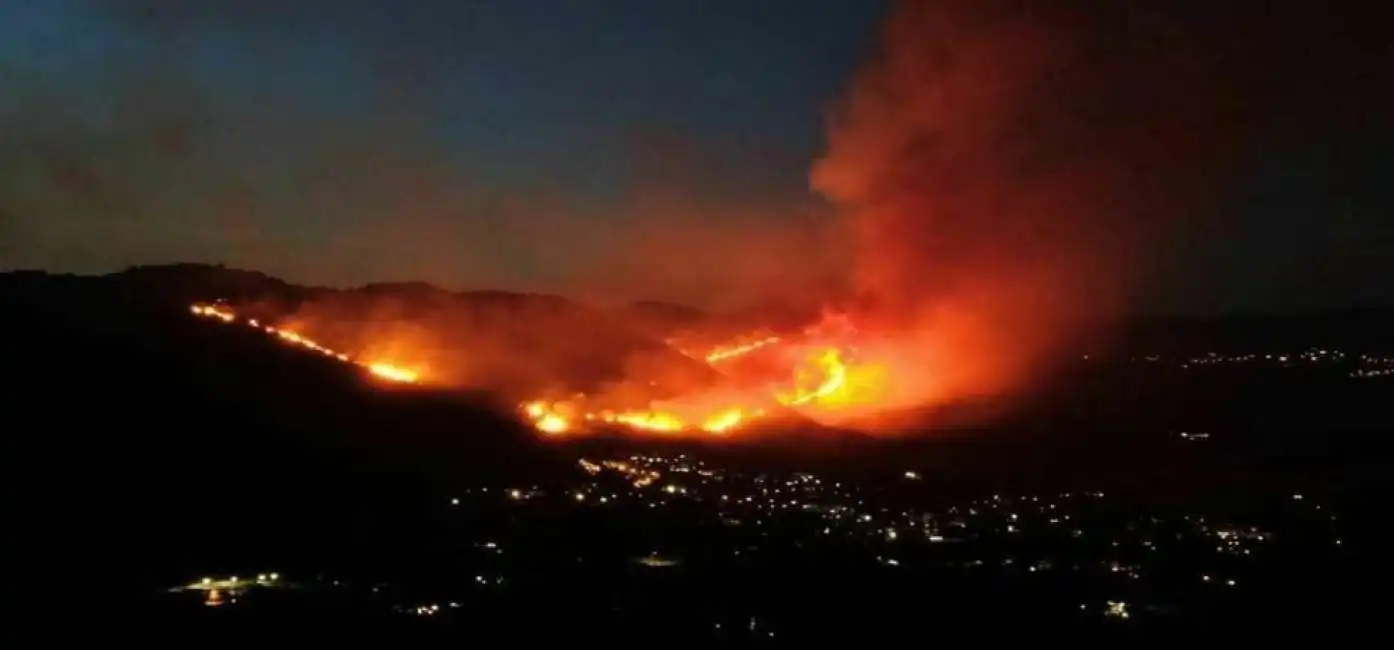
[521,398,765,437]
[189,304,421,384]
[190,302,887,438]
[518,339,865,438]
[701,335,782,364]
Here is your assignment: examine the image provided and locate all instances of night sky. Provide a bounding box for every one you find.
[1,0,1389,314]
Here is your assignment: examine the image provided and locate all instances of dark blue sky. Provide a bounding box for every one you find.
[1,0,1390,313]
[0,0,886,306]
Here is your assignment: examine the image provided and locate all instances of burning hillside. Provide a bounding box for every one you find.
[506,0,1238,438]
[517,321,863,436]
[187,296,891,439]
[190,303,421,384]
[144,0,1241,441]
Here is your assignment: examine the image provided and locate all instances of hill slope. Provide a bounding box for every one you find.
[3,270,575,597]
[95,264,750,406]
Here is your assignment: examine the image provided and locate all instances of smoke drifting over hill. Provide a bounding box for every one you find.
[16,1,1372,436]
[809,0,1238,421]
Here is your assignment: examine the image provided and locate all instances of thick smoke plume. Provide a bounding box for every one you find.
[811,0,1236,425]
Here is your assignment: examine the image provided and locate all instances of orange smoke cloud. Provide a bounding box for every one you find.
[178,1,1243,441]
[810,0,1236,427]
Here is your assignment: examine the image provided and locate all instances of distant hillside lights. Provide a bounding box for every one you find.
[1115,348,1394,378]
[187,303,420,384]
[169,572,284,607]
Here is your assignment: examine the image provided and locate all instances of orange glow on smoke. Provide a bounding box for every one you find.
[189,0,1214,439]
[175,0,1231,443]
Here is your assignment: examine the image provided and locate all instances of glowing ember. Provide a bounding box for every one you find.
[189,303,421,384]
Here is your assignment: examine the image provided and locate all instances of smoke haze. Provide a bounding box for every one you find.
[8,1,1386,437]
[0,0,852,309]
[810,0,1238,423]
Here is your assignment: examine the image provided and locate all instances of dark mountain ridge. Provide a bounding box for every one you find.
[15,263,1390,353]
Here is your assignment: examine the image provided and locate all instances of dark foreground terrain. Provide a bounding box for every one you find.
[4,267,1388,637]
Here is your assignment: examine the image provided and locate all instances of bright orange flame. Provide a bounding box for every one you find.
[367,363,418,383]
[193,301,896,438]
[190,304,235,323]
[189,303,421,384]
[612,411,685,433]
[703,335,781,363]
[518,396,771,438]
[516,322,866,438]
[537,414,569,434]
[522,400,571,435]
[777,348,849,407]
[701,408,745,434]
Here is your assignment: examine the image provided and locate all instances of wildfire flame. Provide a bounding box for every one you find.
[702,335,781,364]
[518,397,771,437]
[776,348,848,407]
[367,363,419,383]
[189,304,421,384]
[189,302,885,438]
[517,322,866,438]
